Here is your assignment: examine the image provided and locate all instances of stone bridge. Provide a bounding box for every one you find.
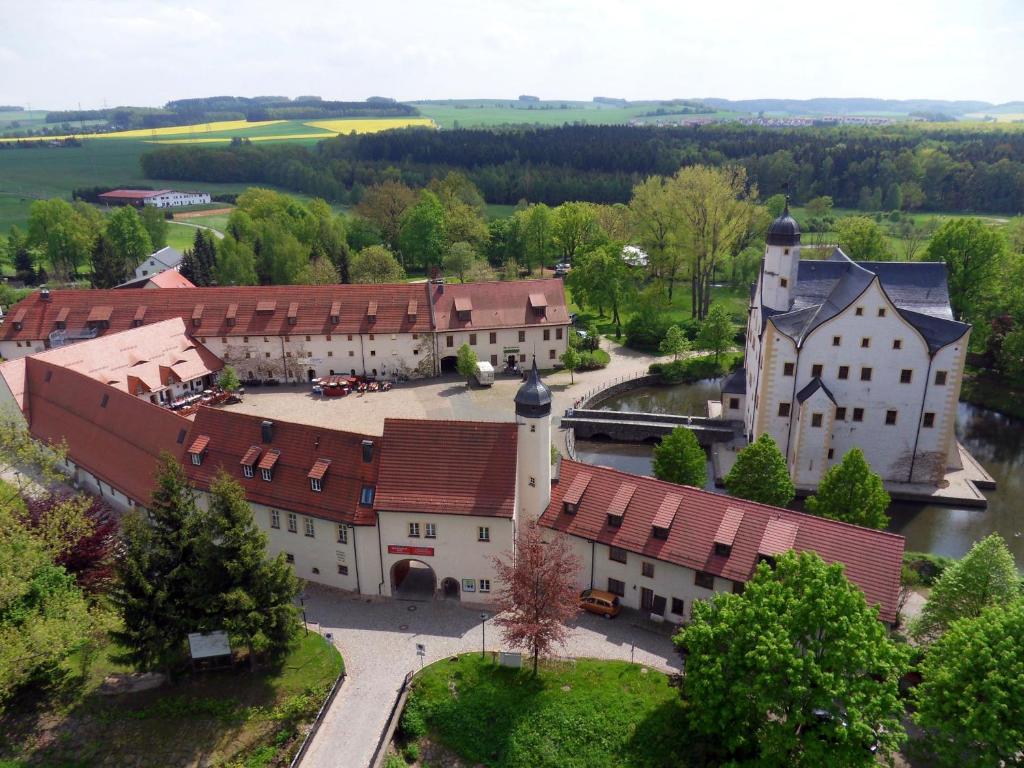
[561,408,742,445]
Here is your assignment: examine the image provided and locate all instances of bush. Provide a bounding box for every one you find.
[402,742,421,762]
[624,304,672,351]
[902,551,955,586]
[577,348,610,371]
[649,353,739,384]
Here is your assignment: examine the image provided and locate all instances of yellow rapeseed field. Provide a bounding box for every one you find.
[305,118,435,134]
[90,120,284,138]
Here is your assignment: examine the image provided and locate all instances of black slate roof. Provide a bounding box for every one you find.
[721,369,746,395]
[796,376,836,405]
[515,359,552,417]
[768,248,969,353]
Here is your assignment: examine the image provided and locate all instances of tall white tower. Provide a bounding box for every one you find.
[760,198,802,311]
[515,359,553,524]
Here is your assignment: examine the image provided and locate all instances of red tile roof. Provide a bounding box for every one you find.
[99,189,169,200]
[759,518,799,556]
[257,449,281,471]
[714,507,744,546]
[653,492,682,530]
[0,318,222,411]
[24,357,191,506]
[1,284,433,342]
[606,483,636,520]
[308,458,331,481]
[562,471,592,505]
[188,435,210,454]
[375,418,518,517]
[541,460,904,623]
[431,279,570,331]
[148,271,196,289]
[240,445,261,466]
[184,408,380,525]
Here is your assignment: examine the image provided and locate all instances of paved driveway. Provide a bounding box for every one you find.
[298,584,681,768]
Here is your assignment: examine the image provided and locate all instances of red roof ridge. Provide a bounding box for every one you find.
[557,458,906,542]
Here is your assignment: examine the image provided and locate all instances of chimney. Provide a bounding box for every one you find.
[40,287,51,301]
[261,420,274,443]
[361,439,374,463]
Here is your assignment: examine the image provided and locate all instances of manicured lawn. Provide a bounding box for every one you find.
[565,282,749,341]
[400,655,689,768]
[0,631,343,768]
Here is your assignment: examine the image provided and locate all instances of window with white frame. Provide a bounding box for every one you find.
[261,467,272,482]
[479,579,491,592]
[478,526,490,542]
[337,525,348,544]
[270,509,280,529]
[304,518,315,538]
[287,512,297,533]
[409,522,420,537]
[243,464,254,479]
[360,486,375,506]
[191,452,202,466]
[310,477,322,492]
[425,523,437,539]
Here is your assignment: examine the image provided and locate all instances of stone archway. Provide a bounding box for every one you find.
[390,559,436,601]
[441,577,460,600]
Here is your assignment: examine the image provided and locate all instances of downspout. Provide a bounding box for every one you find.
[351,524,361,595]
[908,353,935,483]
[359,334,367,376]
[590,540,595,589]
[279,336,287,381]
[783,340,802,462]
[376,511,385,595]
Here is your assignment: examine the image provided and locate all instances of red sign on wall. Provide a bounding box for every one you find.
[388,545,435,557]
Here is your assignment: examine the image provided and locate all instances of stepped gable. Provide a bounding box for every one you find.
[541,459,904,622]
[0,283,434,343]
[375,418,518,517]
[185,408,380,526]
[23,357,191,506]
[431,278,569,331]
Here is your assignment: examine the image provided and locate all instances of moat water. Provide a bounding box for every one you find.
[574,379,1024,567]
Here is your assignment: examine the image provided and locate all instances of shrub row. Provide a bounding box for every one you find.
[649,353,741,384]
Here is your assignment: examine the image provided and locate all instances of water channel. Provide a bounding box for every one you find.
[573,378,1024,567]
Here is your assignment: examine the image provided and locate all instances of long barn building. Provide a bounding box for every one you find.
[0,279,571,380]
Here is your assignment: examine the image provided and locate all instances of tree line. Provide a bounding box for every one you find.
[142,122,1024,212]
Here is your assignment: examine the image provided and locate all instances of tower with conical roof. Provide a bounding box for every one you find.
[761,197,801,311]
[514,358,552,523]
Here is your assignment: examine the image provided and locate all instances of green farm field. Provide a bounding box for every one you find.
[412,99,732,129]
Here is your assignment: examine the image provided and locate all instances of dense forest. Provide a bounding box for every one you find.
[42,97,416,132]
[140,123,1024,212]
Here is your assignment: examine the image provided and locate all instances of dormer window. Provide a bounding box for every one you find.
[330,300,341,325]
[308,458,330,492]
[310,478,322,492]
[563,501,577,515]
[243,464,254,479]
[261,467,272,481]
[188,435,209,466]
[240,445,262,479]
[360,485,375,506]
[287,302,298,326]
[714,542,732,557]
[607,514,621,528]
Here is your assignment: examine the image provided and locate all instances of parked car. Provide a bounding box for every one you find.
[580,589,622,618]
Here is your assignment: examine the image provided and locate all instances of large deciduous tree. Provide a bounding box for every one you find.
[912,599,1024,768]
[911,533,1021,642]
[355,181,417,253]
[398,190,447,270]
[804,448,891,529]
[836,216,893,261]
[695,303,734,363]
[724,433,795,507]
[551,202,600,265]
[658,324,690,361]
[139,204,168,250]
[652,427,707,488]
[493,525,581,675]
[926,217,1007,321]
[20,493,117,591]
[676,551,909,766]
[455,343,478,383]
[350,245,406,284]
[673,165,756,319]
[213,234,257,286]
[106,206,153,273]
[629,176,683,299]
[27,198,101,280]
[566,244,638,338]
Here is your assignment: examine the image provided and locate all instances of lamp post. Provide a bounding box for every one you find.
[479,613,488,659]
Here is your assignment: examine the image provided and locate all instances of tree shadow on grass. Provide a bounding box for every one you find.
[1,655,296,768]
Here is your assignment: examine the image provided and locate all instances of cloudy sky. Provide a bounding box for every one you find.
[3,0,1022,109]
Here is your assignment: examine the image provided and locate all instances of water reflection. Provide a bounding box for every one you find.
[576,383,1024,567]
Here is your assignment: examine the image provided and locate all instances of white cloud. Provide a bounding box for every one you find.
[2,0,1022,108]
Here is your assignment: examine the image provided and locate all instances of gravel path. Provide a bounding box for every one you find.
[298,584,681,768]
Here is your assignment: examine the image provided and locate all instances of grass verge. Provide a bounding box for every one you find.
[398,654,688,768]
[0,631,342,768]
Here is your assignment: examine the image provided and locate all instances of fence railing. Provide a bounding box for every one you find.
[370,670,415,768]
[290,631,346,768]
[573,369,653,410]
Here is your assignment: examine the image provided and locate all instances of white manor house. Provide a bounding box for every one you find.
[721,202,975,491]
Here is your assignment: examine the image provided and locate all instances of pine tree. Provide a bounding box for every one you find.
[724,433,795,507]
[90,233,126,288]
[179,247,200,285]
[110,454,204,671]
[805,448,890,529]
[201,472,300,664]
[652,427,707,488]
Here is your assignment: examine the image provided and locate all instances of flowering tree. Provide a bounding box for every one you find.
[492,524,581,674]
